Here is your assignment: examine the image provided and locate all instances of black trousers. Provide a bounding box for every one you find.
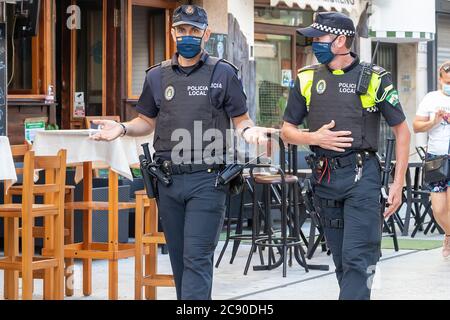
[157,170,227,300]
[314,156,382,300]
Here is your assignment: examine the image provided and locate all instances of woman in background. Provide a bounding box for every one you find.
[413,61,450,258]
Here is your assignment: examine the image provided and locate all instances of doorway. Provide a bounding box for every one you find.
[57,0,106,129]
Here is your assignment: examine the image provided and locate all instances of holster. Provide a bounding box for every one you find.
[139,155,158,199]
[229,173,245,195]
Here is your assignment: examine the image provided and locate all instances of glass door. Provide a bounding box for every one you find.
[74,0,104,118]
[255,33,293,129]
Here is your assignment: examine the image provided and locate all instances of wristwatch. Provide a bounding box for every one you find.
[241,126,252,138]
[118,122,127,137]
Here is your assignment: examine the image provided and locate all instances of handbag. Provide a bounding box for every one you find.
[417,141,450,184]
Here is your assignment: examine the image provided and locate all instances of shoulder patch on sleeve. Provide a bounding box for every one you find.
[385,89,400,107]
[298,64,320,74]
[145,63,161,73]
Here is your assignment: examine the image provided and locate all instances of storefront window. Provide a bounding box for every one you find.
[255,33,292,129]
[75,0,103,116]
[127,1,174,100]
[255,7,313,27]
[254,7,313,129]
[131,6,166,97]
[7,4,33,92]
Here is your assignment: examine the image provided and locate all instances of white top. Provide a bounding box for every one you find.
[416,90,450,155]
[32,130,141,181]
[0,136,18,193]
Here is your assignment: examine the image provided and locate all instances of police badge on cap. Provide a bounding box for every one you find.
[184,5,195,15]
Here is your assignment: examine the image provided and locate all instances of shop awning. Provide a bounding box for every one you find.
[270,0,360,14]
[369,0,436,42]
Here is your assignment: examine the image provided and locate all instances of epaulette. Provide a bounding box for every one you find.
[145,63,161,73]
[371,64,388,76]
[218,59,239,73]
[297,64,321,73]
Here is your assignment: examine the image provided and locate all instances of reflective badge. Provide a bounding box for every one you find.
[316,80,327,95]
[165,85,175,101]
[386,89,399,107]
[185,5,195,15]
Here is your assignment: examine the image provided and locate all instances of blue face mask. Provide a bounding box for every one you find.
[312,37,338,65]
[443,84,450,96]
[176,35,203,59]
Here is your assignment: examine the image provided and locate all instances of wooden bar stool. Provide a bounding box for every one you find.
[6,143,75,298]
[135,190,174,300]
[0,149,67,300]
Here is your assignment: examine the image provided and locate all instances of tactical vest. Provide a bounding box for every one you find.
[153,57,231,163]
[298,63,387,157]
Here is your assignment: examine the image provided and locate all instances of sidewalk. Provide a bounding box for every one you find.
[2,235,447,300]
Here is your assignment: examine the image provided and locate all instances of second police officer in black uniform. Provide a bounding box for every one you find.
[281,12,411,300]
[91,5,272,300]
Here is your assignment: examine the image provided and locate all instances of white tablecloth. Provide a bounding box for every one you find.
[32,130,141,181]
[0,136,18,193]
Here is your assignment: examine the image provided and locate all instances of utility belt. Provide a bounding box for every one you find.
[159,161,225,176]
[306,150,376,184]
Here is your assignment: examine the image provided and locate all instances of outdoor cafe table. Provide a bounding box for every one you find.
[0,136,18,193]
[32,130,141,300]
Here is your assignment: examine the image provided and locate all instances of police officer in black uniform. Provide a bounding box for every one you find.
[91,5,272,300]
[281,12,411,300]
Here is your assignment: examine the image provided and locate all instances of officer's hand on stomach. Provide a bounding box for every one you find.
[312,120,353,152]
[90,120,124,141]
[243,127,278,145]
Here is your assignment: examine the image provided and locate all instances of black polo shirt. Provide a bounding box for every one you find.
[136,52,248,119]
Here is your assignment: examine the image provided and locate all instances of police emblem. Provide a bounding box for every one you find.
[316,80,327,95]
[165,85,175,101]
[185,5,195,15]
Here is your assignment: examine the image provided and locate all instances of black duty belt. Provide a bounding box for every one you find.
[161,162,224,176]
[328,151,375,169]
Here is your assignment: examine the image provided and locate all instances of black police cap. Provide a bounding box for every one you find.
[297,12,356,38]
[172,5,208,30]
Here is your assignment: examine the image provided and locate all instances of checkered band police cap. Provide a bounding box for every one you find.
[310,22,355,36]
[297,12,356,38]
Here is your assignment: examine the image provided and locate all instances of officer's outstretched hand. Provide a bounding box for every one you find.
[243,127,278,145]
[313,120,353,153]
[89,120,124,141]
